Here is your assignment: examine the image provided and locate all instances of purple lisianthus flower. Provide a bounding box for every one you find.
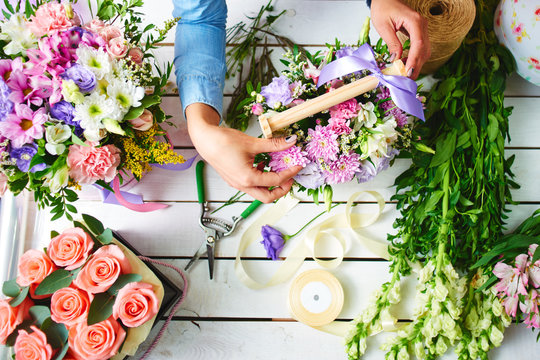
[10,144,46,173]
[62,64,96,93]
[50,100,76,124]
[0,78,13,122]
[355,160,377,183]
[260,75,293,109]
[260,225,287,260]
[294,162,326,189]
[374,147,399,173]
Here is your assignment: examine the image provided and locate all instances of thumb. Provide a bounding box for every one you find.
[251,135,297,154]
[376,20,403,61]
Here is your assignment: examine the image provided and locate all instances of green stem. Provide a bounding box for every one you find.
[286,203,340,240]
[436,167,451,273]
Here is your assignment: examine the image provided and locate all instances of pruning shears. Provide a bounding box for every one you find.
[184,161,262,279]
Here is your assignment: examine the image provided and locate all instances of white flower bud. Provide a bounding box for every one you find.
[465,308,479,330]
[479,318,491,331]
[362,304,378,323]
[434,278,449,301]
[492,299,503,317]
[388,284,401,304]
[435,337,448,355]
[359,336,367,355]
[256,94,264,103]
[442,313,455,332]
[432,315,442,332]
[414,341,425,360]
[468,339,479,359]
[480,334,490,352]
[489,325,504,347]
[397,346,410,360]
[418,262,435,284]
[431,300,442,317]
[446,300,462,320]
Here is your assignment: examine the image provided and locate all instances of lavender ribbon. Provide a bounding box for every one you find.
[317,44,425,121]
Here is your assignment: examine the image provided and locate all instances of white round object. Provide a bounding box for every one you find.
[494,0,540,86]
[300,281,332,314]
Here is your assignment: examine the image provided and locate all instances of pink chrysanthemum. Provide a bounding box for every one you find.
[329,98,358,120]
[323,152,361,184]
[269,146,309,172]
[305,125,339,162]
[376,86,408,127]
[328,117,352,136]
[0,104,47,148]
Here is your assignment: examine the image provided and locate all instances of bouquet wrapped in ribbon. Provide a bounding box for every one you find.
[242,22,428,202]
[0,0,184,220]
[0,214,166,359]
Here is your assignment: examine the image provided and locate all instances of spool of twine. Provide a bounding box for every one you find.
[398,0,476,74]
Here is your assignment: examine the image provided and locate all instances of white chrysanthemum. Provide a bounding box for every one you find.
[74,92,115,131]
[76,45,112,80]
[107,78,145,113]
[0,13,37,55]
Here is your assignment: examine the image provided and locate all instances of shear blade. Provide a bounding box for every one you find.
[207,244,214,280]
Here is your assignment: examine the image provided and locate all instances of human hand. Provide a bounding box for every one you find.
[370,0,431,79]
[186,103,302,203]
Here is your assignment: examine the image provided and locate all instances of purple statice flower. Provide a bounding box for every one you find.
[374,147,399,173]
[260,225,287,260]
[269,146,309,172]
[51,100,76,124]
[324,152,361,184]
[0,79,13,122]
[377,86,409,127]
[305,125,339,163]
[355,160,377,183]
[260,75,293,109]
[10,144,46,173]
[62,64,96,93]
[294,161,326,189]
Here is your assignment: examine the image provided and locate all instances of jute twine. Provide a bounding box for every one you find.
[399,0,476,74]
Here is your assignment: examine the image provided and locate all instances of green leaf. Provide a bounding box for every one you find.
[140,94,161,108]
[123,105,145,120]
[430,130,457,168]
[531,246,540,264]
[53,343,69,360]
[9,286,29,307]
[41,318,68,349]
[97,228,114,245]
[107,273,143,296]
[3,279,21,298]
[487,114,499,142]
[82,214,105,235]
[29,306,51,327]
[35,269,73,296]
[71,134,88,147]
[87,292,115,325]
[424,190,444,213]
[51,230,60,238]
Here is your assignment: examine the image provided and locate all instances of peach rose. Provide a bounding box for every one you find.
[83,19,106,33]
[48,228,94,270]
[73,245,131,294]
[28,3,75,38]
[98,25,123,42]
[67,143,121,185]
[128,47,144,65]
[106,37,128,59]
[14,326,53,360]
[0,297,33,345]
[16,250,56,287]
[0,172,7,196]
[51,287,91,327]
[68,317,126,360]
[129,109,154,131]
[112,282,159,327]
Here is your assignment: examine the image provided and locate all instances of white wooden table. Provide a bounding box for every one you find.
[11,0,540,359]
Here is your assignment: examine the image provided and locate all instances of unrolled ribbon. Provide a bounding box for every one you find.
[317,43,425,121]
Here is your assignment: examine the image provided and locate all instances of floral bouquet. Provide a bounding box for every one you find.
[0,214,167,360]
[241,22,428,203]
[0,0,184,220]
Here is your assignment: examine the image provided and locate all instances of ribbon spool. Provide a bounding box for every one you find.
[398,0,476,74]
[288,269,344,327]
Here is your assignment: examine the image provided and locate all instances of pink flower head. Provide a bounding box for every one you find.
[113,282,159,328]
[493,254,529,297]
[14,325,53,360]
[67,143,121,185]
[520,290,539,328]
[83,19,106,34]
[305,125,339,163]
[323,151,361,184]
[328,117,352,136]
[0,104,47,148]
[68,317,126,360]
[7,71,52,106]
[28,2,76,37]
[269,146,309,172]
[377,86,409,126]
[303,58,322,84]
[251,103,263,116]
[0,59,23,83]
[503,295,519,317]
[329,98,359,120]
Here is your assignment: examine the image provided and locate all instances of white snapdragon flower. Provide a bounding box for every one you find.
[479,334,490,352]
[435,337,448,355]
[465,308,479,331]
[75,92,116,131]
[361,304,378,323]
[492,299,503,317]
[433,278,449,301]
[106,78,145,114]
[445,299,462,320]
[76,45,112,80]
[418,262,435,284]
[488,325,504,347]
[0,13,36,55]
[413,341,425,360]
[468,339,479,359]
[45,123,71,155]
[431,300,442,317]
[387,283,401,304]
[396,346,409,360]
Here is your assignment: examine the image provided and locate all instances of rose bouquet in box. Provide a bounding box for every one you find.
[1,214,166,359]
[240,22,429,204]
[0,0,184,220]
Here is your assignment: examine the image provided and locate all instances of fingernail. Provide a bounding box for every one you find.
[389,53,397,62]
[407,68,414,77]
[285,135,297,143]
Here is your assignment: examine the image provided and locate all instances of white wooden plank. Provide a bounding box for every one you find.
[133,321,538,360]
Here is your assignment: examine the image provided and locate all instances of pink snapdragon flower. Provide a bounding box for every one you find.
[493,253,529,297]
[329,98,359,120]
[269,146,309,172]
[305,125,339,162]
[0,104,47,148]
[328,117,352,136]
[323,152,361,184]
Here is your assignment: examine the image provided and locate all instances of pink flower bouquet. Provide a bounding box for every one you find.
[1,214,165,360]
[0,0,184,220]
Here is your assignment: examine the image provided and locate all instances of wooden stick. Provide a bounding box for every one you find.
[259,60,407,138]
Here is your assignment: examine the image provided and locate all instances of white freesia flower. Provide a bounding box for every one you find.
[75,92,116,131]
[488,325,504,347]
[45,123,71,155]
[0,13,36,55]
[355,102,377,129]
[76,45,112,80]
[43,166,69,194]
[106,78,145,114]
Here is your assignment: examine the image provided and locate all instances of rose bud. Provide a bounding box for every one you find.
[128,47,144,65]
[129,109,154,131]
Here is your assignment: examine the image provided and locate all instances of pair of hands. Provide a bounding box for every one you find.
[188,0,430,203]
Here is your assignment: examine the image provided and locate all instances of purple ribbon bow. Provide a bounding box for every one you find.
[317,44,425,121]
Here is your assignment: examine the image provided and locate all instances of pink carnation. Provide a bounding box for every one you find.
[323,152,361,184]
[329,98,359,120]
[305,125,339,163]
[328,117,352,136]
[67,143,121,185]
[269,146,309,172]
[28,3,76,37]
